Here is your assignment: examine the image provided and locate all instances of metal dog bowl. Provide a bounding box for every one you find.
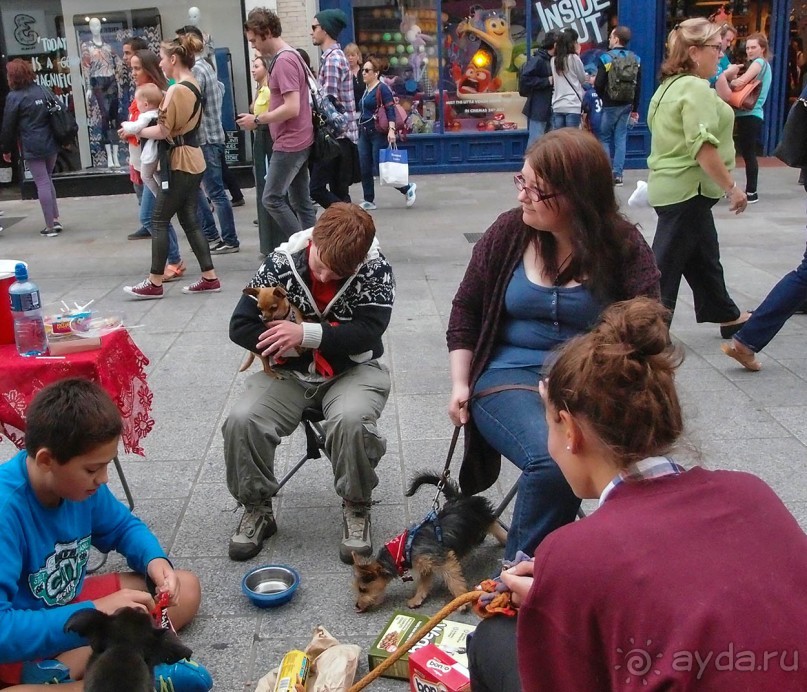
[242,565,300,608]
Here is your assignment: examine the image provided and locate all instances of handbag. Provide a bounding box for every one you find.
[374,87,407,134]
[311,109,342,163]
[379,145,408,187]
[773,98,807,167]
[40,86,78,146]
[727,61,767,111]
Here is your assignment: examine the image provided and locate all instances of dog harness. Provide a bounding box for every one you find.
[384,509,443,582]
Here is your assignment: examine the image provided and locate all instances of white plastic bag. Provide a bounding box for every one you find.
[379,146,409,187]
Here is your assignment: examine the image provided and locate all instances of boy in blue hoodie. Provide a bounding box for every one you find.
[581,65,603,137]
[0,379,212,691]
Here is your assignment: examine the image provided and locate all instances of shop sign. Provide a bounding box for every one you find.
[2,8,47,55]
[535,0,612,44]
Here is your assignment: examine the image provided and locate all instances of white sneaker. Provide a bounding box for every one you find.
[359,200,377,211]
[406,183,417,208]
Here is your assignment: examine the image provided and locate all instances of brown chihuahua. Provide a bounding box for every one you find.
[352,472,507,612]
[239,285,305,378]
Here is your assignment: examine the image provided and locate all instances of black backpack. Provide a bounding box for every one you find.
[605,51,639,102]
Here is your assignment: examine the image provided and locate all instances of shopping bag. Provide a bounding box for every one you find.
[379,146,408,187]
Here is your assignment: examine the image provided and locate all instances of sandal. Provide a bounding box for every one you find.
[720,342,761,372]
[163,260,187,283]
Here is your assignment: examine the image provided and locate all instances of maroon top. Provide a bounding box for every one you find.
[446,207,661,494]
[518,468,807,690]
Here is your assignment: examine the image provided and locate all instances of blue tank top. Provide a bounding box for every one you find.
[488,260,602,369]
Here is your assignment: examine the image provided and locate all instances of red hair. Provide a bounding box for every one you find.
[7,59,35,90]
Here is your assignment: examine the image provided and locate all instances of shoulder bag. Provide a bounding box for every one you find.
[773,97,807,167]
[727,60,767,111]
[157,80,203,193]
[374,86,407,134]
[40,86,78,146]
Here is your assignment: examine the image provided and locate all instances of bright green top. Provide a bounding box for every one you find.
[647,74,736,206]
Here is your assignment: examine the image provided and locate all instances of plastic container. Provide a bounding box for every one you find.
[0,259,25,345]
[9,263,48,357]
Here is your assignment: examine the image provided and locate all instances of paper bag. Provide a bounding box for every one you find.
[379,147,409,187]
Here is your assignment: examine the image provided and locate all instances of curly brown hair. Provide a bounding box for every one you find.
[244,7,282,40]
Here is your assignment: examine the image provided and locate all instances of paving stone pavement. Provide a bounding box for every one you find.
[1,166,807,690]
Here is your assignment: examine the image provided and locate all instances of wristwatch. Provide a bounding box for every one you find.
[253,114,261,126]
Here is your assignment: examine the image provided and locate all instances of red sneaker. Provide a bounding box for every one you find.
[123,278,163,299]
[182,276,221,294]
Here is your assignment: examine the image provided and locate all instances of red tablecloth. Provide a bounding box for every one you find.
[0,329,154,455]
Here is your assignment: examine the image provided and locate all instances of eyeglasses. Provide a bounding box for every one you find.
[702,43,722,52]
[362,67,374,73]
[513,174,560,203]
[311,24,320,31]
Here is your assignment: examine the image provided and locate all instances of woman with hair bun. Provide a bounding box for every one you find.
[123,33,220,299]
[468,297,807,692]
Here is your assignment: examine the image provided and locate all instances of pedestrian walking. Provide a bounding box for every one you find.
[550,29,586,130]
[519,32,556,147]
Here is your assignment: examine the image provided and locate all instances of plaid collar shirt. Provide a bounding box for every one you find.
[191,57,225,145]
[318,44,358,143]
[599,456,686,506]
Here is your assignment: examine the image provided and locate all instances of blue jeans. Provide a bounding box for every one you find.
[551,112,581,131]
[735,239,807,353]
[470,367,581,560]
[140,185,181,265]
[599,103,632,177]
[261,147,317,242]
[357,127,410,203]
[198,143,239,247]
[526,118,549,148]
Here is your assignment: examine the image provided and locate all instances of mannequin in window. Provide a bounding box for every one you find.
[81,17,120,167]
[187,6,216,71]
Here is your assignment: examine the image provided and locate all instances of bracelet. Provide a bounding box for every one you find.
[724,181,736,197]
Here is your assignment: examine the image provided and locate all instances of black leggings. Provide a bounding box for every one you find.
[735,115,762,194]
[151,169,214,276]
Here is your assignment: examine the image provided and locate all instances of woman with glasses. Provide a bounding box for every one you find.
[648,17,749,337]
[356,56,416,210]
[446,128,659,560]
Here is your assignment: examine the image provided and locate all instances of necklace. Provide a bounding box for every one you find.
[552,251,574,286]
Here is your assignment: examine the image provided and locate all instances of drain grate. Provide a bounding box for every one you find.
[464,232,483,243]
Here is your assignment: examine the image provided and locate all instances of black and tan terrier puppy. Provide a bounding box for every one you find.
[352,472,507,612]
[239,285,306,378]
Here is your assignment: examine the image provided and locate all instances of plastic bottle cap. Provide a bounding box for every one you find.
[14,263,28,281]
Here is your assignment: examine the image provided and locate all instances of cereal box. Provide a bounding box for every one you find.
[368,610,476,680]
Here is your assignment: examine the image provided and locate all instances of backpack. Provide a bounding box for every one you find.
[605,51,639,102]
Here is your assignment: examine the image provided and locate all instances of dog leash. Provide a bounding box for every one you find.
[432,383,544,509]
[348,591,482,692]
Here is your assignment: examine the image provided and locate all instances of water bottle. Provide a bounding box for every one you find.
[9,263,48,357]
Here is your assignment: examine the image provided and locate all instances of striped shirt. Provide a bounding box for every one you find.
[599,456,685,506]
[317,44,358,143]
[191,57,225,145]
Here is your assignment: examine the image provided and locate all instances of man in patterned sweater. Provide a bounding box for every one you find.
[309,9,358,207]
[223,203,395,564]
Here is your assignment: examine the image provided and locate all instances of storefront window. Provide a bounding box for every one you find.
[531,0,616,64]
[441,1,528,134]
[1,1,249,177]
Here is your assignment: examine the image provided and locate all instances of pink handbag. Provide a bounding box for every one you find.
[374,87,407,134]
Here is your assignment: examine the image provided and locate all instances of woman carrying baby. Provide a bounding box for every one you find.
[467,297,807,690]
[446,128,660,562]
[123,34,219,299]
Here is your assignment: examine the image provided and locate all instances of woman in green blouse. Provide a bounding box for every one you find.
[647,17,749,338]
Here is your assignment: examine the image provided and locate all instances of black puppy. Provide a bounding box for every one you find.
[352,471,507,611]
[65,607,192,691]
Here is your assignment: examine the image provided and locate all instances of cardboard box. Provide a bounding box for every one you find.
[409,644,471,692]
[368,610,476,680]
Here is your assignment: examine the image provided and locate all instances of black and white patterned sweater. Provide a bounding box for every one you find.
[229,229,395,379]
